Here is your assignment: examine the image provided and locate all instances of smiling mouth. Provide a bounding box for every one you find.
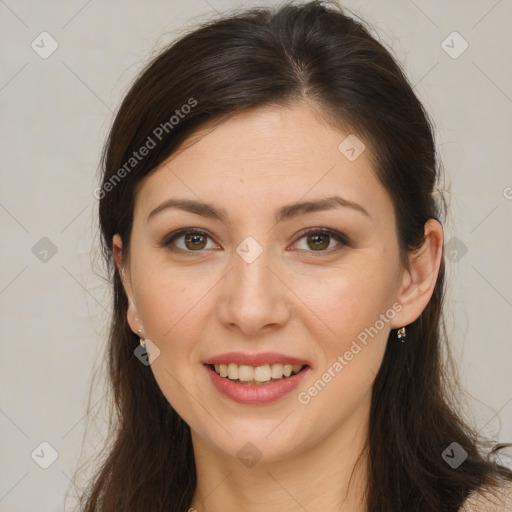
[208,363,307,385]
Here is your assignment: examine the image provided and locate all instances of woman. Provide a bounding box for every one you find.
[80,1,512,510]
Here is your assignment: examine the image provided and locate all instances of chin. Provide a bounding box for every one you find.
[191,415,313,465]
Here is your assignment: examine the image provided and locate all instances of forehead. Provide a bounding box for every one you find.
[163,104,368,169]
[134,103,394,226]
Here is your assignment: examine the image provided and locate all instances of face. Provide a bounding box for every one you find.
[114,102,411,464]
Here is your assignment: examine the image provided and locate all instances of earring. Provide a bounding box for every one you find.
[397,326,406,342]
[137,328,145,347]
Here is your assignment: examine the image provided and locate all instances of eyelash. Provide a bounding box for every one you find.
[158,227,350,256]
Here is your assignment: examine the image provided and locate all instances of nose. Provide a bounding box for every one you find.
[217,242,291,336]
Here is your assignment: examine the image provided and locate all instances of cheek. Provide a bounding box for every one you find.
[293,268,393,416]
[133,262,212,340]
[136,273,206,410]
[292,259,394,336]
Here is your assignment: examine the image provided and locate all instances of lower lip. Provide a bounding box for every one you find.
[206,365,310,405]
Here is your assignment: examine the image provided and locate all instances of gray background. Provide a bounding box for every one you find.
[1,0,511,510]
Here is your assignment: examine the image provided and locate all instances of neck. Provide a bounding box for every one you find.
[189,402,370,512]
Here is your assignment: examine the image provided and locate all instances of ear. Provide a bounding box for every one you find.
[389,219,444,329]
[112,234,143,336]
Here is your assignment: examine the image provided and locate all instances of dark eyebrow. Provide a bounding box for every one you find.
[147,195,371,223]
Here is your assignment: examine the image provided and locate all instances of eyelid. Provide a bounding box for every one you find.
[159,226,350,254]
[158,228,219,252]
[293,227,350,247]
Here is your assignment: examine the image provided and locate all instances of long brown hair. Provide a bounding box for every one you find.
[76,1,512,510]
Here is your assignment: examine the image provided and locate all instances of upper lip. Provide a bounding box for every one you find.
[204,352,311,367]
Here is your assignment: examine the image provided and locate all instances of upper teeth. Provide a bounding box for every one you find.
[213,363,303,382]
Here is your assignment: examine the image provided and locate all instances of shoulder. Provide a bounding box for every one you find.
[459,481,512,512]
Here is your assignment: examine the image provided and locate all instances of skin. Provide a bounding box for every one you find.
[112,102,444,511]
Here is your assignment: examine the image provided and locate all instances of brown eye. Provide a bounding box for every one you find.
[293,228,349,254]
[161,228,219,254]
[306,233,330,251]
[183,232,207,250]
[160,227,349,256]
